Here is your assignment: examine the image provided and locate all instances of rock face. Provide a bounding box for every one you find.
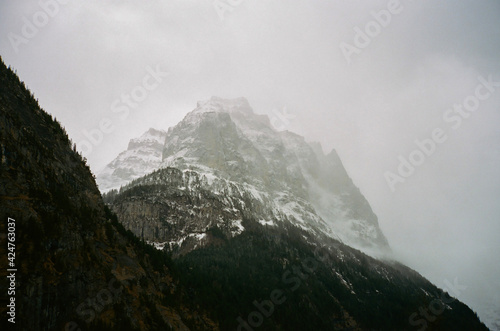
[97,128,167,192]
[102,96,389,254]
[0,57,217,330]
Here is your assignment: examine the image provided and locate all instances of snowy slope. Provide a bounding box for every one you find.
[97,128,166,192]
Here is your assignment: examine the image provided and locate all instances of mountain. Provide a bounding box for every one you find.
[0,57,217,330]
[100,97,488,329]
[0,59,488,330]
[97,128,167,192]
[100,96,390,254]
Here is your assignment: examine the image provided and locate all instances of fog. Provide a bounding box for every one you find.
[1,0,499,327]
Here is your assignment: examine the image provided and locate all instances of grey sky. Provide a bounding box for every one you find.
[1,0,499,327]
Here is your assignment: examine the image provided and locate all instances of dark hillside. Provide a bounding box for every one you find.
[0,57,217,330]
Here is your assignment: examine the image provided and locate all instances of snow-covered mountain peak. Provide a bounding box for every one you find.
[194,96,252,115]
[128,128,166,149]
[98,98,391,254]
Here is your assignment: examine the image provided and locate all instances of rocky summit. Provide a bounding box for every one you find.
[99,96,390,255]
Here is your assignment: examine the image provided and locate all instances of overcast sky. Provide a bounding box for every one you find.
[1,0,499,327]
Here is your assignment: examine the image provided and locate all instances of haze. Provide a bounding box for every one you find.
[1,0,499,328]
